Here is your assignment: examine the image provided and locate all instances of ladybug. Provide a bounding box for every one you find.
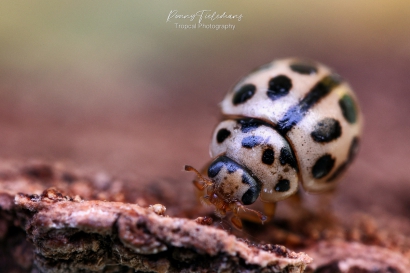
[185,58,362,229]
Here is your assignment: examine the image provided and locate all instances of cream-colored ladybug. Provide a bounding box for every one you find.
[185,58,362,228]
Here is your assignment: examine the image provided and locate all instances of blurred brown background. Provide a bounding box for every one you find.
[0,1,409,225]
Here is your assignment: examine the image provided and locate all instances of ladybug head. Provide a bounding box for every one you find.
[206,155,261,206]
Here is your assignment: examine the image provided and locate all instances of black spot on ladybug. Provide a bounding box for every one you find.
[238,118,270,133]
[242,136,264,148]
[311,118,342,143]
[326,162,347,182]
[267,75,292,101]
[326,137,360,182]
[339,94,357,124]
[312,154,335,179]
[216,128,231,143]
[290,62,318,75]
[276,74,342,135]
[241,174,261,205]
[275,179,290,192]
[279,146,298,170]
[232,84,256,105]
[262,148,275,165]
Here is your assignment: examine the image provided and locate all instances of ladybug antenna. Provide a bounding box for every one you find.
[184,165,213,191]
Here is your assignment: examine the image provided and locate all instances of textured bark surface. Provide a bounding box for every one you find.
[0,161,409,273]
[0,161,311,273]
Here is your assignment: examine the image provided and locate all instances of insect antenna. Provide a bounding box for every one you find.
[184,165,214,191]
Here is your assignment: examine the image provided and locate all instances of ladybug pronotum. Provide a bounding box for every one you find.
[185,58,362,229]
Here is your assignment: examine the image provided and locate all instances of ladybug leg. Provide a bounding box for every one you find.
[231,201,267,229]
[262,202,277,222]
[230,214,243,230]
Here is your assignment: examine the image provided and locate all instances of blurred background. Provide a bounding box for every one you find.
[0,1,410,221]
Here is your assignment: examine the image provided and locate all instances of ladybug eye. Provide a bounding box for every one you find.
[241,187,259,205]
[240,172,261,205]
